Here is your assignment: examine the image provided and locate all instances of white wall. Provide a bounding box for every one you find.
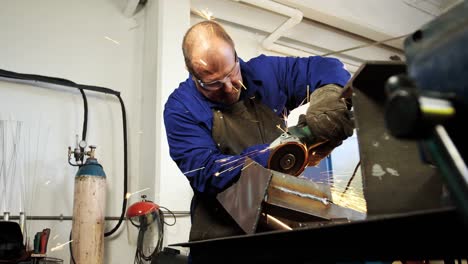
[0,0,145,263]
[140,0,193,254]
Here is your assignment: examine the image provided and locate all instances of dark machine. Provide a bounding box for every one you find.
[173,1,468,263]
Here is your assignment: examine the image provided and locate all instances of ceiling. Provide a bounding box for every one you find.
[267,0,462,49]
[190,0,463,70]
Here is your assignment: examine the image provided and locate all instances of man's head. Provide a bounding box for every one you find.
[182,21,243,105]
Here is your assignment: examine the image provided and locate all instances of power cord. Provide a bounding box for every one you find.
[133,207,177,264]
[341,160,361,196]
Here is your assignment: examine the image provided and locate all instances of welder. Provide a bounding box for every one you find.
[163,20,353,246]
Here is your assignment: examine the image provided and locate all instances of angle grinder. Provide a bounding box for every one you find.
[267,123,327,176]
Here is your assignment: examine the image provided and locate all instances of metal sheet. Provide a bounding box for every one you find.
[266,171,365,221]
[217,158,366,235]
[172,207,467,263]
[217,158,272,234]
[347,61,446,216]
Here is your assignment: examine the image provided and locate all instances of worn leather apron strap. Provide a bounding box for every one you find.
[189,96,285,241]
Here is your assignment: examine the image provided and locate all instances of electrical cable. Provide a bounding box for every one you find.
[68,88,88,263]
[78,88,88,142]
[69,231,76,264]
[77,88,88,164]
[131,205,178,263]
[133,208,167,264]
[159,206,177,226]
[341,160,361,195]
[321,34,410,57]
[0,69,120,96]
[104,94,128,237]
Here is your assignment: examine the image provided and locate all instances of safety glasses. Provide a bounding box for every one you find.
[195,52,239,91]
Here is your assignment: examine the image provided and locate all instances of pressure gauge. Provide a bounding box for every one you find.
[78,140,87,149]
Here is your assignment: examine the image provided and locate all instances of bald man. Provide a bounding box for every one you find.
[164,21,352,243]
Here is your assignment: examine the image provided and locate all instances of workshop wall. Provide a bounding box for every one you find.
[0,0,433,263]
[0,0,145,263]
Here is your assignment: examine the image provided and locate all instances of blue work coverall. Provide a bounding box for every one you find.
[164,54,350,196]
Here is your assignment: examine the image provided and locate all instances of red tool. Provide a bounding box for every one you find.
[39,228,50,254]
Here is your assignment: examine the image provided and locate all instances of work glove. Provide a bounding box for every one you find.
[303,84,354,166]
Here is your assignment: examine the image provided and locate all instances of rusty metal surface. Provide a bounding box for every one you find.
[347,61,446,216]
[267,171,366,221]
[216,158,272,234]
[218,158,366,235]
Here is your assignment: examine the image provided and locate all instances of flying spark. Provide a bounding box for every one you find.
[125,188,150,199]
[237,80,248,90]
[183,167,205,175]
[51,240,73,252]
[199,59,207,66]
[276,124,287,134]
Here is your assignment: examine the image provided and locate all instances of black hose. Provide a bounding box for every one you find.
[78,88,88,142]
[104,94,128,237]
[69,231,76,264]
[78,88,88,164]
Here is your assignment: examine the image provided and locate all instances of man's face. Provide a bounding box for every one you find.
[190,41,243,105]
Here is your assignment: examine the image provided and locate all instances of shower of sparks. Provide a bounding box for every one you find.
[237,80,248,90]
[51,240,73,252]
[125,188,150,199]
[300,168,366,212]
[276,124,287,134]
[218,147,269,168]
[214,146,270,176]
[273,185,331,205]
[332,184,367,213]
[312,176,367,213]
[192,148,270,178]
[183,167,205,175]
[215,162,245,176]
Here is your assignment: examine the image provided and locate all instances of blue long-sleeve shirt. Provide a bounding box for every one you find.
[163,55,350,195]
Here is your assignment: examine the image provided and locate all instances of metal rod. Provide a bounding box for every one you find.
[321,34,410,57]
[1,211,191,221]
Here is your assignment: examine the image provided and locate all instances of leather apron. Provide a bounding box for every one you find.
[189,96,286,242]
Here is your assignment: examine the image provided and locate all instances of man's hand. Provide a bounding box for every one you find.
[304,84,354,165]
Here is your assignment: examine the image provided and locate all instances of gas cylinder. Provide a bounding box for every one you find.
[71,146,106,264]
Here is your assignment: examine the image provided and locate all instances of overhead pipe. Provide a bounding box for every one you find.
[230,0,358,73]
[191,0,360,72]
[233,0,303,52]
